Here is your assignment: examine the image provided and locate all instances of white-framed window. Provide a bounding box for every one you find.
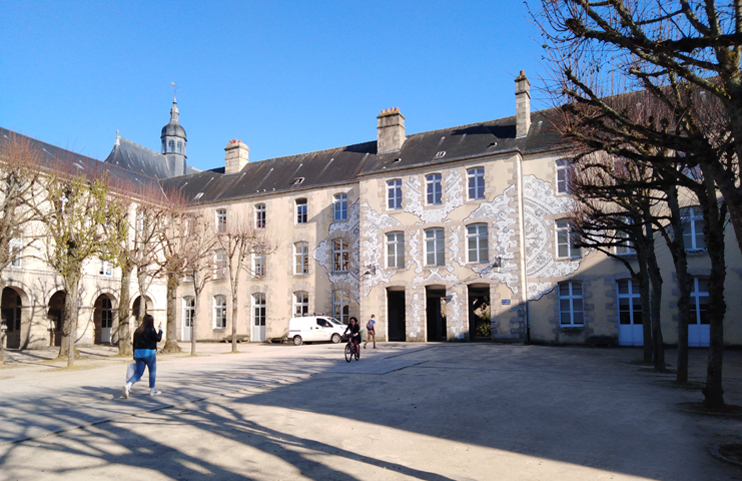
[426,173,442,205]
[386,231,405,268]
[296,199,308,224]
[294,242,308,275]
[690,277,709,325]
[9,237,22,268]
[183,297,195,329]
[559,281,584,326]
[556,219,581,258]
[216,208,227,233]
[101,298,113,329]
[425,227,445,266]
[333,290,350,324]
[252,246,265,277]
[681,206,706,251]
[333,238,349,272]
[214,249,227,279]
[617,279,642,325]
[556,159,570,194]
[467,223,489,264]
[177,141,183,154]
[213,295,227,329]
[99,259,113,276]
[168,140,175,152]
[255,203,266,229]
[252,293,266,327]
[615,219,636,255]
[334,193,348,221]
[387,179,402,210]
[294,291,309,316]
[467,167,485,200]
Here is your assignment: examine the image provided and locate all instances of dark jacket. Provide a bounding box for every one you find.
[133,326,163,350]
[344,323,360,342]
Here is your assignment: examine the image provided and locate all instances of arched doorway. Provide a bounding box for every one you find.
[131,295,154,323]
[93,294,116,344]
[1,287,24,349]
[48,291,66,347]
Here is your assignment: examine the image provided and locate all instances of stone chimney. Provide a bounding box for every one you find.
[515,70,531,138]
[377,107,406,153]
[224,139,249,174]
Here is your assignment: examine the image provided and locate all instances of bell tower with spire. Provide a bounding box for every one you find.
[160,93,187,176]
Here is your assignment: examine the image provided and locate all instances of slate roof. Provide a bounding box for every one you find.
[161,107,565,206]
[104,136,175,180]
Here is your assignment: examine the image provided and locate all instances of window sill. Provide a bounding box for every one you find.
[685,248,708,255]
[213,327,226,330]
[559,325,585,329]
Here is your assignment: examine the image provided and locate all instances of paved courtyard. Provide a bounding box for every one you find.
[0,342,740,480]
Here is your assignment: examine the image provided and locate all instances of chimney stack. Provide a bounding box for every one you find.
[224,139,249,174]
[515,70,531,138]
[377,107,406,153]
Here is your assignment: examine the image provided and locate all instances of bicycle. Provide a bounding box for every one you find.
[344,338,361,362]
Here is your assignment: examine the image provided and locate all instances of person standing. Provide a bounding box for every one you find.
[364,314,376,349]
[122,314,163,398]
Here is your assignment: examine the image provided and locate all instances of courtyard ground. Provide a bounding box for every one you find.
[0,342,740,480]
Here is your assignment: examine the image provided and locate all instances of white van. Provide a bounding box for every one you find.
[288,316,347,346]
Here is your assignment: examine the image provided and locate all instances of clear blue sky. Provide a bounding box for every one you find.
[1,1,547,172]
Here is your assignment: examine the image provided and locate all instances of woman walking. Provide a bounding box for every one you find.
[122,314,163,398]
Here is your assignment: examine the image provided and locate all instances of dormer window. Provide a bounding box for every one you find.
[161,139,166,153]
[168,140,175,153]
[177,141,183,153]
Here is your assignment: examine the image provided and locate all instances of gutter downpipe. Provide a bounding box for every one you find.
[516,152,530,344]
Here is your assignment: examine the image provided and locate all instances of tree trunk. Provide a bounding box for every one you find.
[191,291,199,356]
[646,233,665,371]
[231,273,241,353]
[639,267,652,364]
[117,264,133,356]
[0,278,6,364]
[161,272,182,353]
[63,279,80,367]
[137,268,148,322]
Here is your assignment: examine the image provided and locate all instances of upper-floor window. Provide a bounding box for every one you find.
[255,203,266,229]
[556,159,570,194]
[216,209,227,233]
[386,231,405,268]
[294,291,309,316]
[467,167,485,200]
[333,239,349,272]
[559,281,584,326]
[161,140,166,153]
[425,227,445,266]
[426,173,442,205]
[177,141,183,154]
[615,228,636,255]
[253,246,265,277]
[333,290,350,324]
[99,259,113,276]
[294,242,309,275]
[168,140,175,153]
[253,293,266,327]
[467,223,489,264]
[681,206,706,251]
[690,277,709,325]
[334,193,348,221]
[213,295,227,329]
[9,237,22,268]
[556,219,581,259]
[214,249,227,279]
[296,199,308,224]
[387,179,402,210]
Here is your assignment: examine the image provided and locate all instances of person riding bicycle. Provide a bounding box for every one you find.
[344,317,361,354]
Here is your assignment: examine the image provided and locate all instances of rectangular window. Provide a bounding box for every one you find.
[101,298,113,329]
[255,204,266,229]
[216,209,227,233]
[387,180,402,210]
[183,297,195,330]
[556,219,581,258]
[214,295,227,329]
[334,194,348,221]
[467,167,485,200]
[559,282,584,326]
[425,228,445,266]
[294,242,309,275]
[214,249,227,279]
[253,246,265,277]
[333,291,350,324]
[386,231,405,268]
[426,173,442,205]
[690,277,709,325]
[467,224,489,264]
[617,279,642,325]
[9,238,22,268]
[294,291,309,316]
[556,160,570,194]
[681,206,706,251]
[615,219,636,255]
[296,199,307,224]
[333,239,349,272]
[99,260,113,276]
[253,293,266,327]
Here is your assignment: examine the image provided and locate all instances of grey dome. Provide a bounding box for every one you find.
[161,122,187,139]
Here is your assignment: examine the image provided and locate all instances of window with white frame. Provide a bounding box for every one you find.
[252,293,266,327]
[333,290,350,324]
[556,159,570,194]
[168,140,175,152]
[294,291,309,316]
[386,231,405,268]
[255,203,266,229]
[9,237,22,268]
[467,223,489,264]
[183,297,194,330]
[559,281,584,326]
[617,279,642,325]
[213,295,227,329]
[101,298,113,329]
[425,228,445,266]
[681,206,706,251]
[99,259,113,276]
[216,209,227,233]
[615,219,636,255]
[387,179,402,210]
[294,242,308,275]
[214,249,227,279]
[334,193,348,221]
[333,239,349,272]
[252,246,265,277]
[467,167,485,200]
[556,219,581,258]
[426,173,442,205]
[690,277,709,325]
[177,141,183,154]
[296,199,308,224]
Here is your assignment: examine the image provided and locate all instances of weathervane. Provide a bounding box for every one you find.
[171,81,181,102]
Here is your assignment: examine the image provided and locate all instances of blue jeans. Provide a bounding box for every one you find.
[128,354,157,388]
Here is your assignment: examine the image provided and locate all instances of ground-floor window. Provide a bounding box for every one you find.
[294,291,309,316]
[617,279,641,325]
[332,290,349,323]
[183,297,194,327]
[690,277,709,325]
[101,298,113,329]
[559,281,584,326]
[253,293,266,326]
[213,295,227,328]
